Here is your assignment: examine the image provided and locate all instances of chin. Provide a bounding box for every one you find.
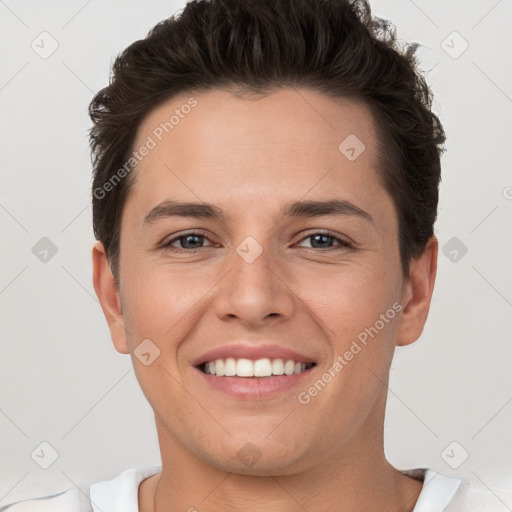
[198,433,313,476]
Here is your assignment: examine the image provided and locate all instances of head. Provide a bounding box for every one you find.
[91,0,444,475]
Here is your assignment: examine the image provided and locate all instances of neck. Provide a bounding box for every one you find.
[140,395,423,512]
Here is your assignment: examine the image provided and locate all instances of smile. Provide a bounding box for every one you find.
[200,357,316,377]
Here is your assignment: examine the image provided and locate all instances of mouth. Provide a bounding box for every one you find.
[197,357,317,378]
[191,343,319,399]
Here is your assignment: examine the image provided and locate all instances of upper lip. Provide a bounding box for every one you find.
[192,343,317,367]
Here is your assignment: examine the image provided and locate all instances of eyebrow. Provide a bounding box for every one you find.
[143,198,373,226]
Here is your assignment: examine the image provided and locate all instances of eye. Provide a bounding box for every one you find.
[296,231,353,250]
[162,230,213,251]
[161,230,354,252]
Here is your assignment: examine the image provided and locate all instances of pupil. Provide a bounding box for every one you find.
[183,235,202,248]
[312,234,331,248]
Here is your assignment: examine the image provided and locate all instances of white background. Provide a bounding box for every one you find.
[1,0,511,506]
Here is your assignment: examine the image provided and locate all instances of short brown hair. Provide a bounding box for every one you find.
[89,0,446,283]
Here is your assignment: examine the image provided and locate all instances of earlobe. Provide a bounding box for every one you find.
[396,236,438,347]
[91,240,129,354]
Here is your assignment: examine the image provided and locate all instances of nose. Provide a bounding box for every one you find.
[212,238,296,326]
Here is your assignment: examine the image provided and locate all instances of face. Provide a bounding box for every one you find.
[93,88,434,476]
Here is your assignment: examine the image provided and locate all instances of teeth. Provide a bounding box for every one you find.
[272,358,284,375]
[254,358,272,377]
[202,358,313,377]
[237,358,254,377]
[224,357,236,376]
[284,359,295,375]
[215,358,225,376]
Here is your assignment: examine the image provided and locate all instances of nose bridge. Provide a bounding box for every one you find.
[235,234,275,288]
[214,232,295,322]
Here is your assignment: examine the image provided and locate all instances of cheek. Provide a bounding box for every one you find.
[121,236,402,353]
[120,258,218,347]
[295,259,400,338]
[292,258,403,396]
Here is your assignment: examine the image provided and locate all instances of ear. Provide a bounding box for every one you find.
[396,236,438,347]
[92,240,129,354]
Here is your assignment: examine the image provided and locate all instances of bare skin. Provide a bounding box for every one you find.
[93,88,436,512]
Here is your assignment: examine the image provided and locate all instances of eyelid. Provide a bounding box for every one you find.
[294,229,354,249]
[161,229,354,251]
[161,229,213,249]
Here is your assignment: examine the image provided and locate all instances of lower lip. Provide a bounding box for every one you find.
[194,366,315,400]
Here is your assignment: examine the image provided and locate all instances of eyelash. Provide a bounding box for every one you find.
[161,229,354,252]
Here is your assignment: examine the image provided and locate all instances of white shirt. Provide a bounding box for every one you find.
[1,465,509,511]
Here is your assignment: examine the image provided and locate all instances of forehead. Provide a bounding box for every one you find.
[127,87,386,218]
[135,87,379,160]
